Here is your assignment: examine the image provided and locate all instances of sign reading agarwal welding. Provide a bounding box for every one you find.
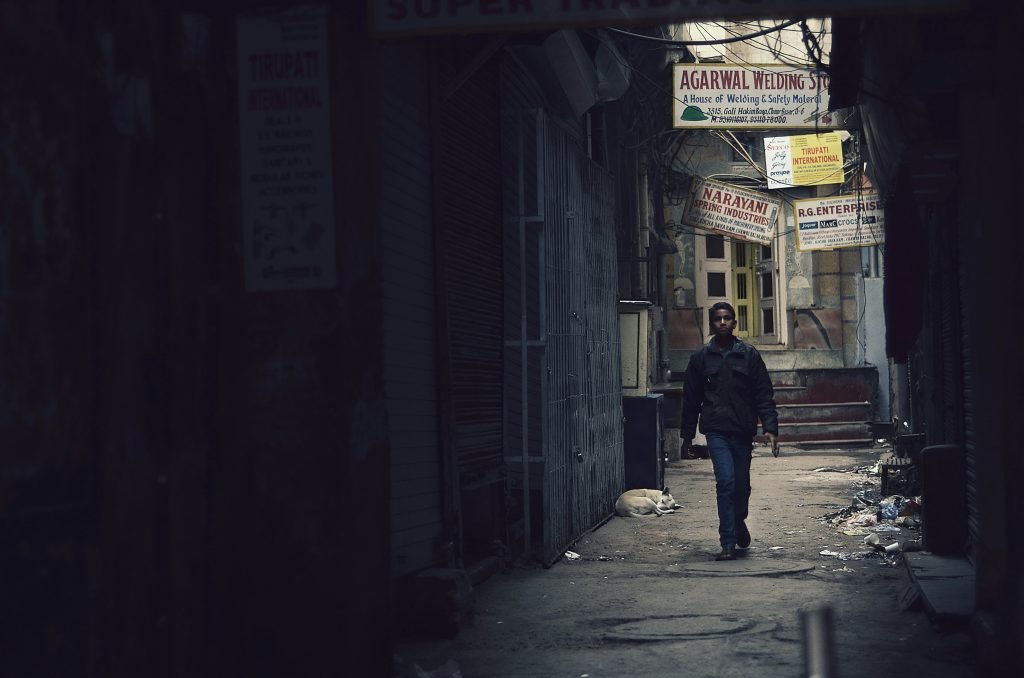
[793,193,885,251]
[673,64,838,130]
[682,177,781,246]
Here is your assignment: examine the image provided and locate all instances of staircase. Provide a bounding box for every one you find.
[767,367,877,447]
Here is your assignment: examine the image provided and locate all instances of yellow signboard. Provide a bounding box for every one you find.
[764,133,844,189]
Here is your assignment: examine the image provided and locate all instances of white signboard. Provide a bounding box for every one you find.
[371,1,966,36]
[237,5,337,291]
[764,132,845,189]
[682,177,782,246]
[673,64,839,130]
[793,193,885,251]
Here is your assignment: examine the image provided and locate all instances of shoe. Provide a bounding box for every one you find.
[715,545,736,561]
[736,521,751,549]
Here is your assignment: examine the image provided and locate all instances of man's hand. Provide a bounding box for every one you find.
[766,432,779,458]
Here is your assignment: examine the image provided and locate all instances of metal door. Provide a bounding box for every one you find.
[502,57,624,564]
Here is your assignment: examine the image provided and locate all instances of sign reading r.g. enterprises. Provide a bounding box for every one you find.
[682,177,781,246]
[793,193,885,251]
[673,64,838,130]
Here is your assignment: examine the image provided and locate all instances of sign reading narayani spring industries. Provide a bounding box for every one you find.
[793,193,885,251]
[764,133,844,189]
[237,5,337,292]
[682,177,782,246]
[672,64,837,130]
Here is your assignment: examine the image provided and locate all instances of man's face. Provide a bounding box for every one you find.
[711,308,736,338]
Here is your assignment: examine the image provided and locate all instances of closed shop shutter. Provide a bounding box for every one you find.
[502,53,624,565]
[938,219,962,445]
[379,44,443,576]
[435,52,505,478]
[959,244,978,564]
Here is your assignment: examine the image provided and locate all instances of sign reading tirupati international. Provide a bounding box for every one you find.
[237,5,337,292]
[764,133,844,189]
[793,193,885,251]
[682,177,781,246]
[672,64,838,130]
[371,1,967,36]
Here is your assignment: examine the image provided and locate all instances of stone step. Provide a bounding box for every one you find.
[787,437,877,449]
[761,349,844,371]
[776,402,871,423]
[767,367,877,398]
[776,420,873,443]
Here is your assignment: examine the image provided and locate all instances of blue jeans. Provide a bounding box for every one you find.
[706,432,753,547]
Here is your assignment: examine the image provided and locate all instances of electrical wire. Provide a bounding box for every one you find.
[708,20,818,65]
[607,19,802,46]
[598,26,866,250]
[688,22,822,74]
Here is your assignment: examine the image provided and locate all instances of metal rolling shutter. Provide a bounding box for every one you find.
[380,44,443,576]
[938,220,963,445]
[502,54,624,565]
[436,53,505,477]
[544,120,622,564]
[959,245,978,564]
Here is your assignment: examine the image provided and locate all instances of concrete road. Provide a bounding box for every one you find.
[395,445,975,678]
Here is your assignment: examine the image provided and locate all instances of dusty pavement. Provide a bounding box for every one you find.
[395,445,975,678]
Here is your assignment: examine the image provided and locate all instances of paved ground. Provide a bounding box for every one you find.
[395,445,976,677]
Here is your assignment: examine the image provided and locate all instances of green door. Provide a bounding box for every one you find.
[732,242,758,338]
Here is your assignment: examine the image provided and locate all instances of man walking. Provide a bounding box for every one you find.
[681,302,779,561]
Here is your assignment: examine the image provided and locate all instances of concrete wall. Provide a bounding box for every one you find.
[863,278,890,422]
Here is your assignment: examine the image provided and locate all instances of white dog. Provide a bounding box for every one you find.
[615,487,682,517]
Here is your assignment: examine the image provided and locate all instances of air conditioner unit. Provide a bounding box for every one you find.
[619,300,651,396]
[543,30,599,118]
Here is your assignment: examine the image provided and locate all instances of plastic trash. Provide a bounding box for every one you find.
[846,510,878,527]
[878,495,910,521]
[900,499,922,516]
[564,550,581,560]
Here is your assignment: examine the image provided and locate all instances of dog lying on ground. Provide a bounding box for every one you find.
[615,488,682,517]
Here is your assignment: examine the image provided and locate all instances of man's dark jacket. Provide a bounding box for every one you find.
[680,337,779,440]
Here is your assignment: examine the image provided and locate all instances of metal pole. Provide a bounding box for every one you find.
[800,605,839,678]
[518,112,531,562]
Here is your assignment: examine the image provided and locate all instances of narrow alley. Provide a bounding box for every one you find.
[396,444,973,678]
[4,3,1022,677]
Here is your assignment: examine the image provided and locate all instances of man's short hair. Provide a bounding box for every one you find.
[709,301,736,321]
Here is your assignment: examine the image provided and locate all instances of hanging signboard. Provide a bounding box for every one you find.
[793,193,885,251]
[672,64,839,130]
[764,132,844,189]
[237,5,338,292]
[371,1,966,37]
[681,177,781,246]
